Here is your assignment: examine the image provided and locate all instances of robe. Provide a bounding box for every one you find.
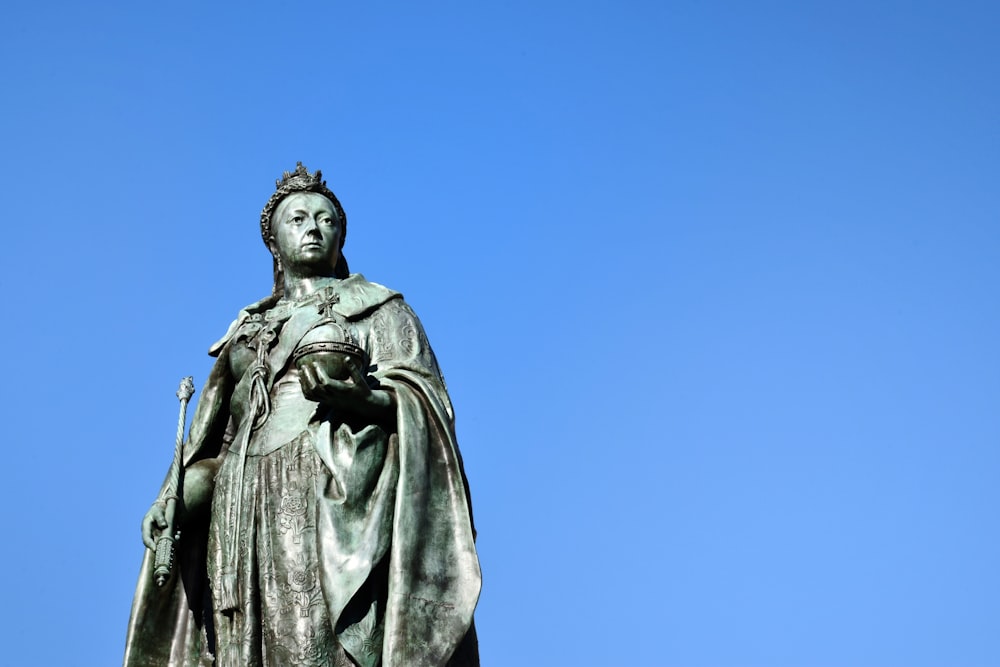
[124,274,480,667]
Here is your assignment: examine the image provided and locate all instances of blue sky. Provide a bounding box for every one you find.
[1,1,998,665]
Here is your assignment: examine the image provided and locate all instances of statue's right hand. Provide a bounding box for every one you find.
[141,503,168,551]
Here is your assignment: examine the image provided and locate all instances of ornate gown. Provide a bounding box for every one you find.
[124,275,480,667]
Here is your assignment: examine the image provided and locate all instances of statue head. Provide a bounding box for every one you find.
[261,163,349,294]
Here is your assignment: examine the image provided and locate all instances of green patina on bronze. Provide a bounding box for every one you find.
[124,165,481,667]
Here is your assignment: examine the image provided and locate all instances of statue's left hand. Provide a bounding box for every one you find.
[299,356,395,422]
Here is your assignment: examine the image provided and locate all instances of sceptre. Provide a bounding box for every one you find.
[153,376,195,587]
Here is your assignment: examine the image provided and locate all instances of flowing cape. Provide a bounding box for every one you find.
[124,275,480,667]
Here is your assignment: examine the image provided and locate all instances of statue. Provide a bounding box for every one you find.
[124,163,481,667]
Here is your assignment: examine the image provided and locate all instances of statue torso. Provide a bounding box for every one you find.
[226,288,362,458]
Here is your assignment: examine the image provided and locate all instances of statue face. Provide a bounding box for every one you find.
[271,192,343,276]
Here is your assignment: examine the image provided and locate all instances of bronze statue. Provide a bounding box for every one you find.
[124,164,481,667]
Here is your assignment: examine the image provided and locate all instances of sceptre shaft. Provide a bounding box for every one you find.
[153,376,195,587]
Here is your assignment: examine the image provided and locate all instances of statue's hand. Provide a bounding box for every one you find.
[141,503,168,551]
[299,356,395,422]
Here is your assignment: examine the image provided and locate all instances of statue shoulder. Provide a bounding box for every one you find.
[207,295,279,356]
[337,273,402,319]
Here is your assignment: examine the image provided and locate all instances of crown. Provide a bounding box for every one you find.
[259,162,347,246]
[276,162,323,190]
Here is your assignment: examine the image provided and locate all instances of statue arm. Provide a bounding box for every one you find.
[177,416,235,522]
[141,350,236,550]
[299,357,396,426]
[299,296,443,428]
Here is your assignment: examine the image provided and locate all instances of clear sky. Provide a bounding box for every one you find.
[1,1,998,665]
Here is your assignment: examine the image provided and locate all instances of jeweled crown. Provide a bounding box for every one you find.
[276,162,322,190]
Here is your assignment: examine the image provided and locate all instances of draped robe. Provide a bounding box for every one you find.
[124,274,480,667]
